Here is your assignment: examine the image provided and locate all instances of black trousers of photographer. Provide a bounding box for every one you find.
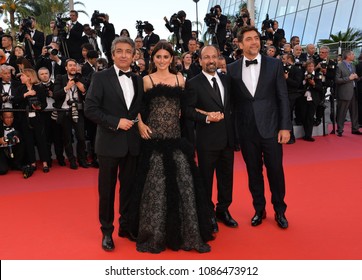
[0,143,25,175]
[298,98,317,139]
[20,115,50,165]
[58,111,87,163]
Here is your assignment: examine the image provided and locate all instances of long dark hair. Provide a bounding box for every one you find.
[148,40,177,74]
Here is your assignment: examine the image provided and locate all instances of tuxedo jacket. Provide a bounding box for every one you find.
[84,66,143,157]
[18,30,45,61]
[0,79,21,108]
[227,55,291,139]
[81,62,95,89]
[143,33,160,51]
[165,19,192,51]
[66,22,83,60]
[100,22,116,54]
[53,74,86,108]
[185,72,234,151]
[81,35,100,52]
[335,61,357,101]
[35,56,67,78]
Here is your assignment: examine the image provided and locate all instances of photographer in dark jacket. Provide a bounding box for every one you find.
[299,60,323,141]
[36,42,67,82]
[282,54,303,144]
[100,14,115,66]
[66,10,83,62]
[53,58,88,169]
[164,10,192,52]
[314,46,337,126]
[0,111,25,175]
[12,69,50,172]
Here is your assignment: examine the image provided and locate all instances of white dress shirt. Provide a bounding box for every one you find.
[114,65,134,110]
[202,70,225,105]
[242,53,261,97]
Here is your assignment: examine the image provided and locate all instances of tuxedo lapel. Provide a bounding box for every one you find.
[237,58,254,99]
[129,74,139,110]
[219,73,228,107]
[108,67,127,110]
[254,55,267,97]
[200,73,223,109]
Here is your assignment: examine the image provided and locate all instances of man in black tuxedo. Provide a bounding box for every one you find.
[164,10,192,52]
[85,37,143,251]
[0,65,21,110]
[18,17,44,65]
[36,42,67,82]
[1,34,17,67]
[66,10,83,62]
[228,26,291,229]
[99,14,115,66]
[143,23,160,61]
[53,58,88,169]
[185,45,237,233]
[213,5,227,52]
[82,24,100,53]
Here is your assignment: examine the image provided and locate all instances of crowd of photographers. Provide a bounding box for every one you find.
[1,6,362,178]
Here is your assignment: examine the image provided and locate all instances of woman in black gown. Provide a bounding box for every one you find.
[134,41,213,253]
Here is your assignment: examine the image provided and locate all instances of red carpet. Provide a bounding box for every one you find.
[1,123,362,260]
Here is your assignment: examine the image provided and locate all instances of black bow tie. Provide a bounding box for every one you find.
[4,50,11,54]
[119,70,132,78]
[245,59,258,67]
[2,82,10,85]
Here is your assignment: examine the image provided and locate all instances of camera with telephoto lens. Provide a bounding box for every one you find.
[135,20,150,37]
[283,64,292,74]
[305,73,315,80]
[235,13,249,27]
[204,7,218,30]
[261,14,273,31]
[169,13,181,27]
[1,93,14,103]
[131,62,140,74]
[4,129,18,147]
[20,17,33,35]
[45,45,59,56]
[91,10,106,27]
[72,73,82,83]
[67,100,79,123]
[55,13,71,39]
[320,60,328,69]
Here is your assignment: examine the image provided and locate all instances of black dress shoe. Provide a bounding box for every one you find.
[118,229,137,241]
[210,216,219,233]
[275,213,288,229]
[337,132,343,137]
[42,166,50,173]
[216,211,238,227]
[78,160,89,168]
[69,160,78,169]
[58,159,66,166]
[352,130,362,135]
[102,235,115,251]
[303,136,315,142]
[251,210,266,226]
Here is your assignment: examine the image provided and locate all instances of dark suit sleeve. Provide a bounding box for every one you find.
[84,72,119,131]
[184,79,208,123]
[275,60,292,130]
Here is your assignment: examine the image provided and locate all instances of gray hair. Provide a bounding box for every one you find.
[111,36,136,56]
[319,45,330,53]
[0,64,14,74]
[342,50,353,60]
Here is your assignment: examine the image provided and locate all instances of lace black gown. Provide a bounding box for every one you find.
[132,83,213,254]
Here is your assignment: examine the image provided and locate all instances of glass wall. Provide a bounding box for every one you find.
[210,0,362,44]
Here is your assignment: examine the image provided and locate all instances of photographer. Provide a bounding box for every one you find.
[1,34,17,67]
[12,69,50,172]
[1,65,20,109]
[0,111,25,175]
[38,67,65,167]
[36,42,67,82]
[204,5,227,52]
[282,54,304,144]
[17,17,44,65]
[82,24,100,53]
[98,14,115,66]
[53,58,88,169]
[298,60,323,141]
[164,10,192,52]
[66,10,83,62]
[142,23,160,54]
[232,7,255,37]
[314,45,337,126]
